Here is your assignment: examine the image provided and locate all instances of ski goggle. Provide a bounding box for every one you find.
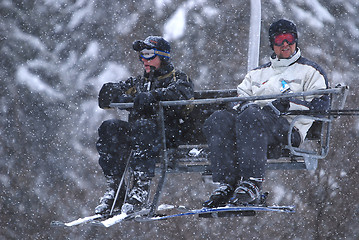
[273,33,296,46]
[139,48,170,60]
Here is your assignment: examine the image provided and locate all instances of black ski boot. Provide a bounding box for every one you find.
[95,175,125,214]
[121,171,151,214]
[229,177,263,206]
[202,183,234,208]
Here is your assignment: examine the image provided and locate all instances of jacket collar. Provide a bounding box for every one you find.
[157,69,175,80]
[144,62,175,78]
[270,48,301,69]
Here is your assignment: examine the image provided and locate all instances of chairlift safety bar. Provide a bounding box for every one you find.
[109,87,348,109]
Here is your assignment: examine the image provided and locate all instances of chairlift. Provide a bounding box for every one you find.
[109,0,351,219]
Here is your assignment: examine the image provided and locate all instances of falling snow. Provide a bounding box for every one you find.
[1,0,359,239]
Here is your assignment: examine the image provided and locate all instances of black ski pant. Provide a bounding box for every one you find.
[96,118,161,178]
[202,104,301,186]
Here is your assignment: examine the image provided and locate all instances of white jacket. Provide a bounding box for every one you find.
[237,49,328,141]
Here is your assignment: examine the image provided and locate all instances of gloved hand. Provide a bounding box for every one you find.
[270,97,290,114]
[116,94,133,103]
[98,83,123,109]
[133,92,157,114]
[310,95,330,111]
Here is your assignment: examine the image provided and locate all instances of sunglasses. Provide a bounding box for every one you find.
[273,33,296,46]
[140,48,170,60]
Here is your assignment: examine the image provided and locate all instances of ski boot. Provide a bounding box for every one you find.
[229,177,263,206]
[121,171,151,214]
[95,175,125,214]
[202,183,234,208]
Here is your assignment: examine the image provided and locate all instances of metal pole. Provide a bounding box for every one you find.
[109,88,346,109]
[285,109,359,116]
[160,88,346,107]
[247,0,261,71]
[110,150,133,215]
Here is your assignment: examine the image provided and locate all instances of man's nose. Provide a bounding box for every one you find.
[281,41,290,47]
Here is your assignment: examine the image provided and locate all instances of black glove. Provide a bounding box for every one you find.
[270,98,290,114]
[116,94,133,103]
[133,92,157,114]
[310,95,330,111]
[98,83,123,108]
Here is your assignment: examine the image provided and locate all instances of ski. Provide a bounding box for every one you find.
[93,208,151,227]
[50,203,188,227]
[51,213,105,227]
[198,205,295,218]
[51,207,129,227]
[136,205,295,221]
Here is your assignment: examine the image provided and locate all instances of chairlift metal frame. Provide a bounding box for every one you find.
[108,0,350,217]
[110,85,349,216]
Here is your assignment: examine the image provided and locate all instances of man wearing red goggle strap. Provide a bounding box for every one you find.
[273,33,296,46]
[201,19,329,209]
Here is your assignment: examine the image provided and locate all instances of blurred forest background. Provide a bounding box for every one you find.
[1,0,358,239]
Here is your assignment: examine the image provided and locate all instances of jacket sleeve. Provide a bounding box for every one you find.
[289,66,329,111]
[304,67,330,111]
[151,71,194,101]
[237,72,254,97]
[98,77,136,109]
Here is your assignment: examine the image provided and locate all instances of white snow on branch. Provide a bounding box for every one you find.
[345,21,359,38]
[116,13,139,35]
[164,7,187,41]
[202,6,219,18]
[80,41,99,61]
[155,0,172,16]
[68,1,94,29]
[16,66,64,99]
[13,28,48,54]
[95,62,130,89]
[271,0,284,12]
[291,0,335,29]
[163,0,215,41]
[304,0,335,23]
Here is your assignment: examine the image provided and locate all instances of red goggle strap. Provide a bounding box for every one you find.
[273,33,296,45]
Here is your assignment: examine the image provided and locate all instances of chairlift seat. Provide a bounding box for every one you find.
[161,86,348,173]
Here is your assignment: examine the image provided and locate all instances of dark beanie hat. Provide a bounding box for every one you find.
[133,36,171,57]
[269,19,298,49]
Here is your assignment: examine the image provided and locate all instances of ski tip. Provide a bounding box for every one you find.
[269,205,296,212]
[50,221,66,227]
